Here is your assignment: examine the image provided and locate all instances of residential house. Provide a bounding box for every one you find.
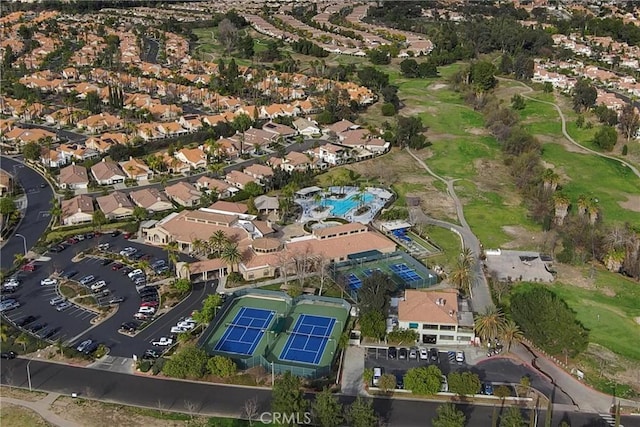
[58,163,89,190]
[254,195,279,215]
[243,164,274,185]
[398,289,475,346]
[44,107,85,127]
[178,115,203,132]
[91,159,127,185]
[195,176,236,199]
[77,112,123,133]
[175,147,207,169]
[137,123,162,141]
[130,188,173,212]
[61,194,94,226]
[225,170,258,190]
[41,149,67,168]
[96,191,134,220]
[0,170,14,195]
[235,127,277,151]
[3,127,56,146]
[262,121,297,140]
[293,117,320,136]
[326,119,359,136]
[165,181,202,207]
[269,151,314,172]
[119,157,153,181]
[158,122,188,138]
[159,152,191,174]
[313,143,349,165]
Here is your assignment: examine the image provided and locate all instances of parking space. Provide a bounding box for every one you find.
[365,346,459,379]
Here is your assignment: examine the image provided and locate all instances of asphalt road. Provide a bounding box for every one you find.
[2,358,637,427]
[0,156,53,272]
[142,37,159,64]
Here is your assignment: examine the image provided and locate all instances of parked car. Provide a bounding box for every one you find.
[111,263,124,271]
[49,245,65,253]
[83,341,99,355]
[29,323,47,333]
[121,267,133,275]
[0,300,20,312]
[176,321,195,330]
[419,347,429,360]
[0,351,17,359]
[154,265,169,274]
[138,306,156,314]
[79,275,95,285]
[91,280,107,291]
[56,301,72,311]
[128,269,143,279]
[120,322,139,332]
[40,327,60,339]
[409,347,418,360]
[482,383,494,396]
[110,230,120,237]
[76,339,93,352]
[123,232,132,239]
[20,263,36,272]
[108,297,124,304]
[101,258,113,266]
[143,349,161,359]
[429,348,440,363]
[16,315,37,327]
[171,326,189,334]
[134,313,151,321]
[50,296,66,306]
[133,277,146,286]
[399,348,408,360]
[140,300,158,308]
[455,350,465,364]
[60,270,78,279]
[372,367,382,386]
[440,375,449,393]
[395,374,404,389]
[98,243,110,251]
[40,278,57,286]
[152,337,173,346]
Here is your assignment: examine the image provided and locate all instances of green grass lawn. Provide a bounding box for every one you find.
[541,143,640,225]
[415,225,463,270]
[426,136,500,180]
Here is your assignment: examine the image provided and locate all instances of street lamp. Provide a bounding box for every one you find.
[26,358,33,391]
[15,233,27,256]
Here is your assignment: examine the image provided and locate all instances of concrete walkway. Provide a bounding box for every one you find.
[340,346,367,396]
[1,392,82,427]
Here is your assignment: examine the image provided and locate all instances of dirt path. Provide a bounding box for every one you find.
[500,77,640,179]
[1,393,81,427]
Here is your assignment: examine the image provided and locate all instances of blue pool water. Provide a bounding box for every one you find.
[323,193,375,216]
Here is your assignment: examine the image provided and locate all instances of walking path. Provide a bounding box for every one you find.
[501,77,640,179]
[405,148,493,313]
[1,392,82,427]
[339,346,367,396]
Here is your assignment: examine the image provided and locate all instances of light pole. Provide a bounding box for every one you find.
[15,233,27,256]
[26,358,33,391]
[271,361,275,387]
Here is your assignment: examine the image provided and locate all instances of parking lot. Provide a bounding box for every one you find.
[365,346,464,378]
[1,231,212,359]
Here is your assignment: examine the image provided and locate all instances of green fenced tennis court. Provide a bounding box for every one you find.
[200,290,350,378]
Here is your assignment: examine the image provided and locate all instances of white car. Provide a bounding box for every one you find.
[128,269,143,279]
[76,339,93,352]
[456,350,465,364]
[98,243,110,251]
[138,306,156,314]
[50,296,66,306]
[79,275,95,285]
[91,280,107,291]
[119,247,136,256]
[56,301,72,311]
[419,347,429,360]
[152,337,173,346]
[171,326,189,334]
[177,321,195,330]
[41,278,58,286]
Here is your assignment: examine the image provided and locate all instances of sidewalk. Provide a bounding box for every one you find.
[1,392,82,427]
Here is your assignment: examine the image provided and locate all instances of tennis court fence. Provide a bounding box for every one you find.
[239,353,331,378]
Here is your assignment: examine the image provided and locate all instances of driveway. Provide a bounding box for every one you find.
[0,156,53,271]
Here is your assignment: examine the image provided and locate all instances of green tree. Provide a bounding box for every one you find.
[345,397,378,427]
[92,209,107,231]
[572,79,597,112]
[207,355,237,377]
[432,403,466,427]
[22,142,41,161]
[618,103,640,141]
[271,372,307,427]
[447,371,481,396]
[0,197,16,216]
[244,181,264,197]
[593,125,617,151]
[172,278,191,294]
[378,373,397,392]
[162,345,209,379]
[404,365,442,395]
[132,206,148,222]
[511,94,526,110]
[543,82,553,93]
[381,102,396,116]
[359,310,386,340]
[362,368,374,386]
[470,61,497,92]
[221,243,242,273]
[192,294,223,324]
[510,286,589,356]
[84,90,102,114]
[311,387,343,427]
[395,115,429,149]
[500,319,523,352]
[474,306,506,343]
[500,406,525,427]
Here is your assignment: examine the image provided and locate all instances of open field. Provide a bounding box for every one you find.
[0,404,51,427]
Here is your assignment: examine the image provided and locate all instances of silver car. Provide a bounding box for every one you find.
[56,301,72,311]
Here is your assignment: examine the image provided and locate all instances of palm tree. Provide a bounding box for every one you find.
[459,247,475,269]
[553,192,570,226]
[209,230,229,257]
[221,243,242,273]
[13,253,25,267]
[500,319,523,352]
[191,238,205,256]
[577,194,590,217]
[542,168,560,192]
[164,241,179,268]
[50,197,62,226]
[15,333,29,352]
[450,250,475,297]
[0,323,8,342]
[474,306,506,344]
[313,192,323,209]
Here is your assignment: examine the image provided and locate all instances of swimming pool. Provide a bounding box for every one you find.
[323,193,375,216]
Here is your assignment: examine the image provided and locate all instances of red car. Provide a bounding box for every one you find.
[67,237,79,244]
[123,232,132,239]
[140,301,158,308]
[111,263,124,271]
[21,263,36,272]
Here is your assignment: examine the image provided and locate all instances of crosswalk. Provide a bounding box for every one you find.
[447,351,456,363]
[599,413,623,427]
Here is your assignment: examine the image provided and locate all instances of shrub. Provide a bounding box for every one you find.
[381,102,396,116]
[138,360,151,372]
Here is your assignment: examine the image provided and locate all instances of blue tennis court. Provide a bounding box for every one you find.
[279,314,336,365]
[390,263,422,282]
[347,273,362,289]
[214,307,275,355]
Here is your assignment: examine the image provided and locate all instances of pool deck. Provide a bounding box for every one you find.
[296,186,390,224]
